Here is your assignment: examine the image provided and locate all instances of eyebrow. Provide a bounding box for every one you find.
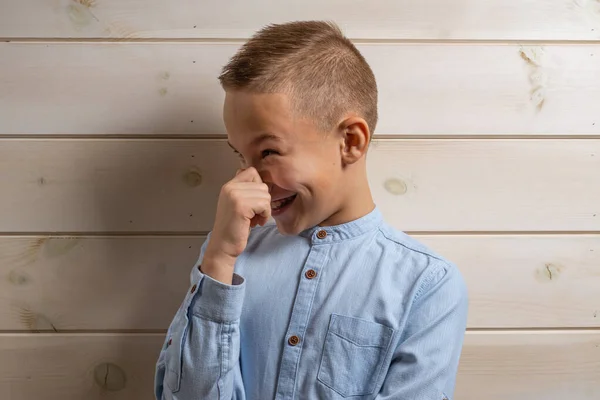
[227,133,282,153]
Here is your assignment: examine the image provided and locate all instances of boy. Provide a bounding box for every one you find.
[155,21,468,400]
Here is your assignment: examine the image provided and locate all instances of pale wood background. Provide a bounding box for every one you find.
[0,1,599,399]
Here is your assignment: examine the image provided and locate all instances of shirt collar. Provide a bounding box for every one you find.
[299,206,383,244]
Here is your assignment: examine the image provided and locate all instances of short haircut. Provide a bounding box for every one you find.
[218,21,378,134]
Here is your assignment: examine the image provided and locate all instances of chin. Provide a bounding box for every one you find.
[273,220,301,236]
[273,216,309,236]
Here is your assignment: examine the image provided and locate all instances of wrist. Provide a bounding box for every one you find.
[201,249,238,284]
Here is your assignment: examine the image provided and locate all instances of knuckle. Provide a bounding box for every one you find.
[221,182,233,194]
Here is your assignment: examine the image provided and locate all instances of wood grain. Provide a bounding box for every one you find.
[1,0,600,41]
[0,331,598,400]
[455,330,600,400]
[0,236,200,331]
[1,43,600,135]
[0,235,598,331]
[1,139,598,232]
[0,333,160,400]
[0,139,239,232]
[423,235,600,329]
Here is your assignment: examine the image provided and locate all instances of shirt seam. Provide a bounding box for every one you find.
[217,322,225,399]
[191,311,240,324]
[413,263,444,302]
[378,226,448,264]
[378,226,453,302]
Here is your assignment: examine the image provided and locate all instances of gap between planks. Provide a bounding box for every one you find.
[0,327,599,336]
[1,134,600,140]
[3,38,600,45]
[1,231,600,237]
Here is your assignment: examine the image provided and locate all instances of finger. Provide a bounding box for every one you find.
[228,182,271,195]
[228,189,272,204]
[250,214,269,228]
[258,200,272,221]
[232,166,263,183]
[257,215,269,226]
[244,198,272,221]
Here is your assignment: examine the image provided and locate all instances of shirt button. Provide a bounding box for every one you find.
[316,230,327,239]
[167,338,172,346]
[305,269,317,279]
[190,284,197,293]
[288,335,300,346]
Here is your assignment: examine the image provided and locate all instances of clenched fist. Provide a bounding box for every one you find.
[201,167,271,284]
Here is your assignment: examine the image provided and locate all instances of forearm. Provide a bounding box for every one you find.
[155,272,246,400]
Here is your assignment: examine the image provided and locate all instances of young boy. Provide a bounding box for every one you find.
[155,21,468,400]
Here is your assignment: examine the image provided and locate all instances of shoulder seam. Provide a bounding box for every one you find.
[413,261,449,302]
[377,226,449,265]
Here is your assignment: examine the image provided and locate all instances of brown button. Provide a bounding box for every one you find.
[305,269,317,279]
[316,230,327,239]
[190,284,197,293]
[167,338,172,346]
[288,335,300,346]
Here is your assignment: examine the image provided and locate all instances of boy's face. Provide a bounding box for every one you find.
[223,91,347,235]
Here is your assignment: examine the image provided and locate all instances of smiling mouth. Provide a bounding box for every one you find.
[271,194,297,213]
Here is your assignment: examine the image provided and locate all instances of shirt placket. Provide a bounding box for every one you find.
[274,229,330,400]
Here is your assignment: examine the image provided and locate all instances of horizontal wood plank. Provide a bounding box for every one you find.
[456,331,600,400]
[0,331,598,400]
[0,139,598,232]
[0,235,598,330]
[0,139,239,232]
[0,333,160,400]
[1,0,600,41]
[1,43,600,135]
[424,235,600,328]
[0,236,200,331]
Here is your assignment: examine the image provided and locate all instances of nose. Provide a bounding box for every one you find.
[253,166,272,192]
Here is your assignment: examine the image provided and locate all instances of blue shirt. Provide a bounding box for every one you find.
[155,207,468,400]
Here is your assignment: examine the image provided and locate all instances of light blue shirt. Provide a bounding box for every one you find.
[155,207,468,400]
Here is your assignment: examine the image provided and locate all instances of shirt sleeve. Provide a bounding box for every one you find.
[376,261,469,400]
[154,233,247,400]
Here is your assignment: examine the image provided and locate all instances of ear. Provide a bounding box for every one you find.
[338,116,371,165]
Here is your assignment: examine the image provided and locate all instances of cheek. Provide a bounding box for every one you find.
[265,163,299,189]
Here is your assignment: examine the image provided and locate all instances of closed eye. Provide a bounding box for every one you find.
[261,149,279,158]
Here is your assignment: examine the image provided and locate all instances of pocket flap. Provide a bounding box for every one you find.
[328,314,394,348]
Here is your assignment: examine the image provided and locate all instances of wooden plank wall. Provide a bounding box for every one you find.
[0,1,599,399]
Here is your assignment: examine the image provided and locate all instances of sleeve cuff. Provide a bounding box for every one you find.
[190,272,246,323]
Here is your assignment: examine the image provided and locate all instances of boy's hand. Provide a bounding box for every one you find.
[202,167,271,283]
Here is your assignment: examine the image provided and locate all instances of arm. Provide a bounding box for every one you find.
[155,167,270,399]
[376,262,469,400]
[154,236,246,400]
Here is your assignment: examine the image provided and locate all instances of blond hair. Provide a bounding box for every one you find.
[218,21,378,133]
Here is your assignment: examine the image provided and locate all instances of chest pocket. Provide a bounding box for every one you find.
[318,314,395,398]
